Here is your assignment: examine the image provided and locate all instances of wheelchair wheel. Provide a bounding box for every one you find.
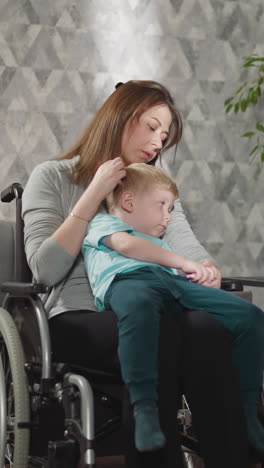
[0,351,6,468]
[0,307,30,468]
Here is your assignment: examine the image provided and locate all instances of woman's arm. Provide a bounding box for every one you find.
[53,158,126,255]
[164,199,214,262]
[22,158,126,286]
[164,199,221,288]
[22,162,75,286]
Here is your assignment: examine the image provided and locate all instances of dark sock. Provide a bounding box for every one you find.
[133,400,166,452]
[244,403,264,455]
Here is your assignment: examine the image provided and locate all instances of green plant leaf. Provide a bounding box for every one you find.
[243,55,264,68]
[261,152,264,162]
[240,99,248,111]
[247,87,254,100]
[224,97,234,106]
[256,123,264,132]
[235,84,245,94]
[242,132,255,138]
[249,145,259,156]
[234,102,240,113]
[225,104,233,114]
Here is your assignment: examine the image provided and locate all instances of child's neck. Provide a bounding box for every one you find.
[111,207,132,226]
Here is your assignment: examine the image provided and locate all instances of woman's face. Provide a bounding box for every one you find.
[121,104,172,165]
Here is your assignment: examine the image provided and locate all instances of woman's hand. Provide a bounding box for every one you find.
[199,261,222,288]
[183,260,221,288]
[88,157,126,201]
[180,259,214,285]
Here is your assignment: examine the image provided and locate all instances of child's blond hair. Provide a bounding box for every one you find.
[106,163,178,214]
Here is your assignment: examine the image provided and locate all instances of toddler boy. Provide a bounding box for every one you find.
[82,163,264,454]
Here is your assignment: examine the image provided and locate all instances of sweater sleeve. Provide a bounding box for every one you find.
[164,198,214,263]
[22,162,76,286]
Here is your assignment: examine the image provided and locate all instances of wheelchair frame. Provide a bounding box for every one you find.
[0,183,125,468]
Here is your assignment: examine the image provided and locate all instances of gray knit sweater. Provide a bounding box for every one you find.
[22,157,213,319]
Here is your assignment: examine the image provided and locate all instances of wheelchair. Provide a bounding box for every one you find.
[0,182,264,468]
[0,183,127,468]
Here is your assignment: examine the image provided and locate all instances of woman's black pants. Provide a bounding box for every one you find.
[49,308,249,468]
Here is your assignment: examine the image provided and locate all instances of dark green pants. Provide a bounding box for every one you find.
[105,266,264,405]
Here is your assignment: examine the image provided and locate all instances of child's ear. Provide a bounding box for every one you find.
[120,191,134,213]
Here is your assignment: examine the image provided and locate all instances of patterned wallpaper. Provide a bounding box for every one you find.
[0,0,263,304]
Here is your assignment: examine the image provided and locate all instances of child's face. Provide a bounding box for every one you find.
[130,188,175,237]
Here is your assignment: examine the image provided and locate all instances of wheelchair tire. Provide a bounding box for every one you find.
[0,307,30,468]
[0,352,6,468]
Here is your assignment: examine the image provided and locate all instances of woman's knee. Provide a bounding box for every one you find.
[248,304,264,337]
[236,302,264,334]
[182,310,237,371]
[183,309,234,345]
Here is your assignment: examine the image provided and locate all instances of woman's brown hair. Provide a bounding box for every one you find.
[59,80,182,187]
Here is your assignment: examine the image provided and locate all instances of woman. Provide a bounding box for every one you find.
[22,80,249,468]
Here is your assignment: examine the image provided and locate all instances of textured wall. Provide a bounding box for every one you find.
[0,0,263,303]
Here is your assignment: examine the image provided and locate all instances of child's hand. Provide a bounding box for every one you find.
[180,259,213,284]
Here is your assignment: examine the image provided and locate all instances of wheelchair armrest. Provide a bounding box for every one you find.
[221,278,244,291]
[222,276,264,289]
[1,281,49,295]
